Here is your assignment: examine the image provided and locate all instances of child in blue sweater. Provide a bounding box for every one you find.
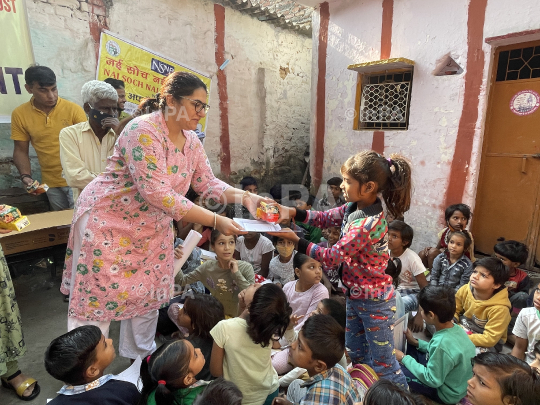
[395,286,476,404]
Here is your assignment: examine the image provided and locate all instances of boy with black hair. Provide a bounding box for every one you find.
[239,176,258,194]
[315,177,344,211]
[291,193,322,244]
[395,286,476,404]
[494,239,531,310]
[454,257,512,353]
[388,220,428,332]
[44,325,140,405]
[11,65,86,211]
[275,315,361,405]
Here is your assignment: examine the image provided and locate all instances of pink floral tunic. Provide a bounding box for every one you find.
[61,111,229,322]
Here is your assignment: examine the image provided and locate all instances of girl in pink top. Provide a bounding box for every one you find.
[272,253,328,374]
[61,72,270,360]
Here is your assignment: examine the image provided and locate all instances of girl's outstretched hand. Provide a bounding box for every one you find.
[287,314,304,330]
[241,192,275,219]
[229,259,239,274]
[267,228,300,243]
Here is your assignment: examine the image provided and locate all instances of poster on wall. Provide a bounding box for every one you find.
[0,0,35,123]
[96,31,212,132]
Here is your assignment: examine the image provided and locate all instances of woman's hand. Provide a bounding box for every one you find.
[215,215,247,236]
[241,192,275,219]
[229,259,239,274]
[267,229,300,243]
[174,245,184,259]
[0,229,13,235]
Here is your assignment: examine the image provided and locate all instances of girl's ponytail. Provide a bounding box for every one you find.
[383,153,412,219]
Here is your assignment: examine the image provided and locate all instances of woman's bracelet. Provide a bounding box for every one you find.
[213,212,217,229]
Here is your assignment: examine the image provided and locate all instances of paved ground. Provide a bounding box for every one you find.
[2,266,131,405]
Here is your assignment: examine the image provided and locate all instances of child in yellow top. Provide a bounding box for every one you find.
[454,257,511,353]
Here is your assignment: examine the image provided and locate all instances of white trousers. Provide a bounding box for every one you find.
[66,212,158,359]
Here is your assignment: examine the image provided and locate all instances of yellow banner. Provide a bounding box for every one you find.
[96,31,212,131]
[0,0,35,123]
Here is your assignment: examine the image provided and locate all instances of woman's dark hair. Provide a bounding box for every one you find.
[385,257,402,288]
[444,203,471,222]
[104,78,125,89]
[44,325,102,386]
[138,340,193,405]
[472,352,540,405]
[152,72,207,111]
[209,229,237,245]
[192,377,243,405]
[302,315,344,368]
[388,220,414,249]
[473,257,510,287]
[341,151,412,219]
[247,283,291,347]
[363,380,426,405]
[321,298,346,328]
[418,286,455,323]
[448,230,472,251]
[136,97,161,115]
[25,65,56,87]
[239,176,258,190]
[494,239,529,265]
[184,294,225,339]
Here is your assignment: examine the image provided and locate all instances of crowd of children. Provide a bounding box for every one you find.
[32,151,540,405]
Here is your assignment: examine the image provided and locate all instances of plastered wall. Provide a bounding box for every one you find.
[0,0,312,192]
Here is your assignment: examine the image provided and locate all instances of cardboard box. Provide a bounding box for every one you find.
[0,210,74,255]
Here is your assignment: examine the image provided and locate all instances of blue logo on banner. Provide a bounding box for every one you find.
[151,58,175,76]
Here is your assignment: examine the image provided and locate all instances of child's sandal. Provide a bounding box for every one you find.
[1,376,41,401]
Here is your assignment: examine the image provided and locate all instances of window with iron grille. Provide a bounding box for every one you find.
[357,70,413,130]
[496,46,540,82]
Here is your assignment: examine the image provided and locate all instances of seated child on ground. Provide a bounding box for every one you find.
[268,235,296,287]
[139,339,208,405]
[419,203,475,268]
[467,352,540,405]
[315,177,345,211]
[210,283,292,405]
[532,341,540,371]
[44,326,140,405]
[168,294,225,381]
[388,220,428,332]
[234,232,274,278]
[361,380,426,405]
[430,230,473,293]
[291,192,323,243]
[175,230,255,318]
[275,315,361,405]
[396,286,476,404]
[317,226,342,293]
[494,239,532,311]
[511,281,540,364]
[271,254,329,374]
[277,298,348,388]
[454,257,511,353]
[240,176,258,194]
[385,257,406,320]
[192,377,242,405]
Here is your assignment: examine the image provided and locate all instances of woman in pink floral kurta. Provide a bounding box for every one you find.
[61,73,265,359]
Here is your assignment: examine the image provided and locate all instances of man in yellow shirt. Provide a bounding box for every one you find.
[11,66,86,211]
[60,81,119,202]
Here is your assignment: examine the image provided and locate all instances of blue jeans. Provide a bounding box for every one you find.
[46,187,74,211]
[346,294,408,389]
[400,345,445,403]
[400,291,419,313]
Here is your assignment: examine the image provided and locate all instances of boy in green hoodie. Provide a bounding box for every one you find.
[395,286,476,404]
[454,257,511,353]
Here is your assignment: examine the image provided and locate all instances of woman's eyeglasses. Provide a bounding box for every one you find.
[179,96,210,114]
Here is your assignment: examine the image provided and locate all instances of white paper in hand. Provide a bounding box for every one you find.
[233,218,282,232]
[173,230,202,277]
